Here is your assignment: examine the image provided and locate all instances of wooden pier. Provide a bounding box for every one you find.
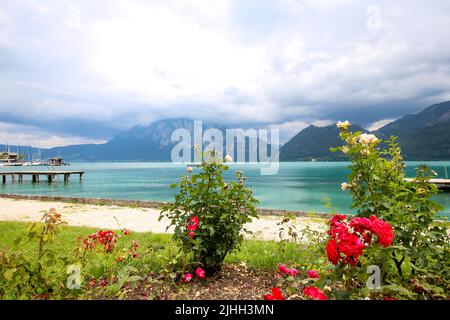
[404,178,450,190]
[0,171,84,183]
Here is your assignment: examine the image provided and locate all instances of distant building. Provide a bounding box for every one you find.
[0,152,19,163]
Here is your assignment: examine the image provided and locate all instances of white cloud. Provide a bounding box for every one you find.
[0,121,106,148]
[366,119,395,132]
[87,2,266,105]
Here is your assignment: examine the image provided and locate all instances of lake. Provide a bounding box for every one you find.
[1,161,449,217]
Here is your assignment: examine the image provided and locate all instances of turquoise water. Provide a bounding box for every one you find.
[1,162,449,217]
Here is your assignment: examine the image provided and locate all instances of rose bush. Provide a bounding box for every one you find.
[0,209,68,299]
[160,151,259,274]
[265,214,395,300]
[76,229,143,294]
[330,122,449,299]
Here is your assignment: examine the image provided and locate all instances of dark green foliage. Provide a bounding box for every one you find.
[332,126,450,299]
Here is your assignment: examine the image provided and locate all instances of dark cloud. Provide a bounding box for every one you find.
[0,0,450,146]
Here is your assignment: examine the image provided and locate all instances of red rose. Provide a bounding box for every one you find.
[195,267,205,279]
[331,214,347,223]
[307,270,320,279]
[189,231,194,238]
[278,264,289,273]
[278,265,298,277]
[328,215,349,238]
[326,239,340,265]
[187,224,197,231]
[349,217,372,233]
[337,232,365,258]
[371,218,394,247]
[264,288,285,300]
[336,232,365,266]
[190,216,199,227]
[182,273,193,282]
[304,286,327,300]
[287,268,299,277]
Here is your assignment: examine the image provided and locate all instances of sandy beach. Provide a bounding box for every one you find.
[0,197,327,241]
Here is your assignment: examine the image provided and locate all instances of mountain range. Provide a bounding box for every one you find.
[280,101,450,161]
[1,118,271,162]
[1,101,449,162]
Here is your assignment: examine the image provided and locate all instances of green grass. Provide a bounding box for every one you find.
[0,221,325,271]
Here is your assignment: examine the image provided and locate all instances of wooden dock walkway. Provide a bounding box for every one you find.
[404,178,450,190]
[0,171,84,183]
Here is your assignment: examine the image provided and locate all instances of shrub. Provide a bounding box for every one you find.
[160,152,259,274]
[0,209,68,299]
[75,229,142,294]
[269,124,449,300]
[331,122,449,299]
[269,214,395,300]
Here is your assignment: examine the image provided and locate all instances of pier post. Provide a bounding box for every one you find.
[0,171,84,184]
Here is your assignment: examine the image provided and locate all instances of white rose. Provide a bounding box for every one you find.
[336,120,351,130]
[342,146,350,154]
[187,166,193,173]
[341,182,349,191]
[358,133,378,146]
[224,155,233,163]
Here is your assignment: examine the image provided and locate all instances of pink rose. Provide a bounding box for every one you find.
[195,267,205,279]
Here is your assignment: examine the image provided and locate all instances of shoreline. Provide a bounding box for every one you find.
[0,194,447,241]
[1,193,448,221]
[0,193,335,218]
[0,195,328,241]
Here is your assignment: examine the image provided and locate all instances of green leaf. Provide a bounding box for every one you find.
[4,268,17,280]
[90,263,105,279]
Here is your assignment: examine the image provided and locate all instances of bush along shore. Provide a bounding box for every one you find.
[0,128,449,300]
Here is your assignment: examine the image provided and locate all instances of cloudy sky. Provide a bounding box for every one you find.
[1,0,450,147]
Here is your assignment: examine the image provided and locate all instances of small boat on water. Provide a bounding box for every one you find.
[22,161,46,166]
[3,162,23,167]
[47,157,69,166]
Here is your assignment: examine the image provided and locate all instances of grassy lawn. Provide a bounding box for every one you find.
[0,220,327,300]
[0,221,324,272]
